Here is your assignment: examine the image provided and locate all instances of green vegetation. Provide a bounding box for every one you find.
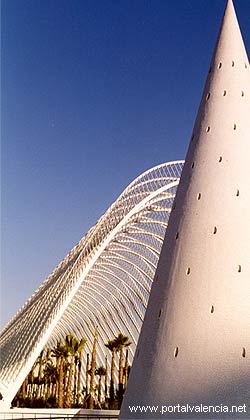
[12,331,131,410]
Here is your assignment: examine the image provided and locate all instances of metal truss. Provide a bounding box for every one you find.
[0,161,184,406]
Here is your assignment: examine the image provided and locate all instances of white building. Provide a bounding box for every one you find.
[120,0,250,418]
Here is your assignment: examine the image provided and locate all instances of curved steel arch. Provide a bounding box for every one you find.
[0,160,184,406]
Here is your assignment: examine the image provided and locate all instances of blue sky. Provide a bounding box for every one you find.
[1,0,250,329]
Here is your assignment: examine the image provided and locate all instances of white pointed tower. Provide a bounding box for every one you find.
[120,1,250,418]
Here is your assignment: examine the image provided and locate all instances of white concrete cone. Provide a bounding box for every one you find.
[119,0,250,419]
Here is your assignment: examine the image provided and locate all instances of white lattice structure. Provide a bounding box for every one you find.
[0,161,183,407]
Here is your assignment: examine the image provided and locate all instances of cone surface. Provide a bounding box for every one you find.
[120,1,250,418]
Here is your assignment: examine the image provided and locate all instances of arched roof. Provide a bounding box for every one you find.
[0,160,184,406]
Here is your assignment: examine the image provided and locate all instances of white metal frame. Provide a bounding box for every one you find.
[0,161,184,406]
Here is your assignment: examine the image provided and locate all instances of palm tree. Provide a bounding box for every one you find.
[27,364,36,402]
[104,339,118,404]
[123,349,129,388]
[104,355,108,404]
[89,327,98,409]
[85,353,90,398]
[43,361,57,401]
[51,342,68,408]
[64,334,78,408]
[113,333,131,405]
[44,350,57,401]
[74,355,78,405]
[95,366,106,405]
[75,338,87,406]
[37,349,51,400]
[35,350,44,399]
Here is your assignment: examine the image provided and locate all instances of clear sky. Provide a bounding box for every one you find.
[1,0,250,329]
